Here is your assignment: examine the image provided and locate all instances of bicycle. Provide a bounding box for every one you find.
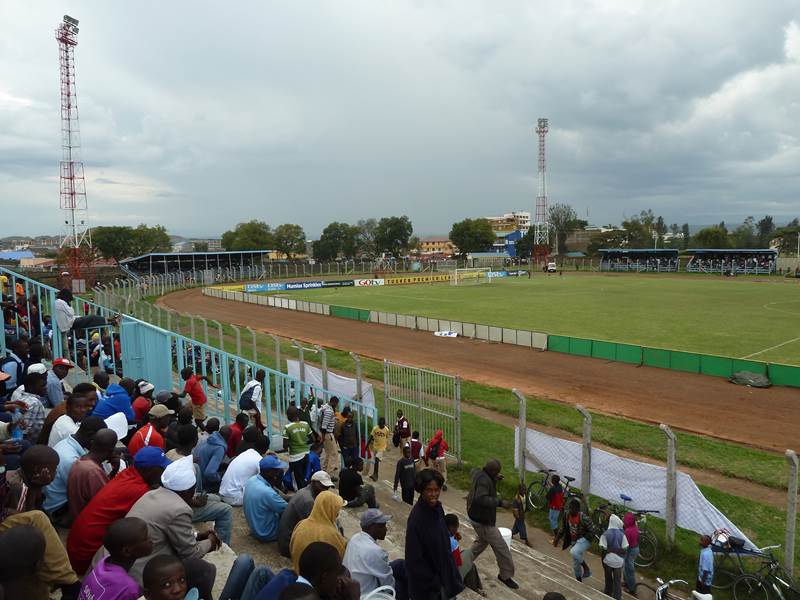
[637,577,713,600]
[712,536,780,591]
[590,493,659,568]
[730,549,800,600]
[525,468,556,510]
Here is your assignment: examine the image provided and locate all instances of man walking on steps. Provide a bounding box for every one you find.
[467,459,518,590]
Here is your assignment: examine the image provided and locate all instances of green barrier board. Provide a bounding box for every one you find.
[615,344,642,365]
[569,337,593,357]
[731,359,768,376]
[670,351,701,374]
[591,340,617,361]
[643,347,671,369]
[768,363,800,388]
[700,355,734,378]
[548,335,570,353]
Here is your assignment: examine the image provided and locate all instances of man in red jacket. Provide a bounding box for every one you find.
[66,447,170,575]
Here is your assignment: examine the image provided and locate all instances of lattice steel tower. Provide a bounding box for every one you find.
[534,118,550,257]
[56,15,91,276]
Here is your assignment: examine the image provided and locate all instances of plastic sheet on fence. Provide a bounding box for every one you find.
[286,359,375,408]
[514,426,755,548]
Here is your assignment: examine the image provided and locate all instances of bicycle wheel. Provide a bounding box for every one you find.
[712,552,738,590]
[526,478,547,510]
[635,530,658,568]
[732,574,770,600]
[591,507,609,530]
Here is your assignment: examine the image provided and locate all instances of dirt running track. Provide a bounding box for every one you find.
[162,287,799,453]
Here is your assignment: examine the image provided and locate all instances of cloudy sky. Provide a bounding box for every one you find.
[1,1,799,239]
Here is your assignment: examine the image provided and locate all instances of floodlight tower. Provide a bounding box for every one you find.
[56,15,91,279]
[533,118,550,261]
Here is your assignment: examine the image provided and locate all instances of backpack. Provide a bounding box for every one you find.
[239,383,257,411]
[0,354,24,399]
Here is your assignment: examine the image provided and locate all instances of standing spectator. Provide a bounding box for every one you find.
[66,428,120,519]
[219,433,269,506]
[127,405,174,456]
[599,514,628,600]
[45,357,74,409]
[467,459,517,589]
[393,443,415,505]
[227,413,249,458]
[444,513,484,597]
[546,474,564,544]
[556,498,594,582]
[340,457,377,509]
[696,535,714,594]
[92,379,136,422]
[367,417,391,482]
[511,483,532,548]
[284,406,312,489]
[425,429,448,490]
[239,369,266,431]
[243,455,290,542]
[1,338,28,396]
[289,490,347,574]
[409,431,423,472]
[178,367,215,430]
[53,288,117,357]
[394,409,411,448]
[277,471,335,558]
[78,517,153,600]
[318,397,339,480]
[132,381,155,423]
[343,508,407,600]
[405,469,464,600]
[45,384,95,447]
[335,407,359,468]
[16,371,48,441]
[196,425,230,492]
[623,512,639,595]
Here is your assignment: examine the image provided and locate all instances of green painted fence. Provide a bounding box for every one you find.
[329,305,370,322]
[547,335,800,388]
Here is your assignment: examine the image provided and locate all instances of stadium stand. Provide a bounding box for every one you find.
[599,249,679,272]
[685,249,777,275]
[120,250,273,277]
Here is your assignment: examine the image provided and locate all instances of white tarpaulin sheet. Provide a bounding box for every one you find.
[286,359,375,408]
[515,426,754,548]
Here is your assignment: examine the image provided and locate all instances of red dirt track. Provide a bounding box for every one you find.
[162,287,799,453]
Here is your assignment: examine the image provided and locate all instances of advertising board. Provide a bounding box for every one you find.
[354,278,385,286]
[245,282,287,292]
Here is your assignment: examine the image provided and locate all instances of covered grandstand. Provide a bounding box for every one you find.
[599,248,679,272]
[120,250,273,277]
[685,249,777,274]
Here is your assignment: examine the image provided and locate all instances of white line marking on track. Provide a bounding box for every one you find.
[741,336,800,359]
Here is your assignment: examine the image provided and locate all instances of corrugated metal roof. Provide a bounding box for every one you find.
[0,250,35,260]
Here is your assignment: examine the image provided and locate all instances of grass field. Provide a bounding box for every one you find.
[278,274,800,365]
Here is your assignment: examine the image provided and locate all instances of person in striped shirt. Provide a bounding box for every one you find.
[318,397,340,481]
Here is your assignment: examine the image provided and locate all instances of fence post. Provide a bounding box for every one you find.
[186,313,196,340]
[454,375,462,467]
[211,320,223,350]
[232,325,241,357]
[246,327,257,363]
[269,334,281,372]
[291,339,305,384]
[513,389,527,485]
[314,344,328,401]
[660,424,677,546]
[349,352,362,401]
[786,450,799,576]
[576,405,592,496]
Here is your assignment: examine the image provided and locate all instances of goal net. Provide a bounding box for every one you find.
[450,267,492,286]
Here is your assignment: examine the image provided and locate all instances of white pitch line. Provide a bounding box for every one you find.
[741,336,800,359]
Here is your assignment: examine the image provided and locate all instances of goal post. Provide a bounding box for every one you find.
[451,267,492,286]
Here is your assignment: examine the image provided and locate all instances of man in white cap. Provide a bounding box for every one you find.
[132,381,155,423]
[277,470,336,557]
[126,456,220,600]
[343,508,407,599]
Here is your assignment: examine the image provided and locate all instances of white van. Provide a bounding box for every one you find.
[547,262,557,272]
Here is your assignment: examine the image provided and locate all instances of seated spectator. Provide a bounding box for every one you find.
[279,582,322,600]
[343,508,407,599]
[165,404,194,451]
[15,371,47,442]
[340,457,377,509]
[298,542,359,600]
[67,446,170,575]
[42,416,106,520]
[140,554,192,600]
[235,424,263,456]
[0,446,81,599]
[196,424,231,492]
[228,412,248,458]
[45,357,74,409]
[278,471,335,558]
[43,383,96,446]
[128,404,174,456]
[543,594,566,600]
[92,379,136,422]
[78,517,152,600]
[66,428,120,519]
[127,456,219,599]
[219,433,268,506]
[445,513,484,596]
[1,338,28,397]
[289,490,347,574]
[0,524,47,600]
[92,370,110,402]
[244,455,289,542]
[132,381,155,423]
[191,415,218,457]
[166,423,199,461]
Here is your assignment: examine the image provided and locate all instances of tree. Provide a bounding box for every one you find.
[91,226,136,265]
[681,223,690,249]
[374,216,413,256]
[692,226,731,249]
[773,226,800,255]
[548,203,588,254]
[586,229,629,256]
[130,224,171,256]
[407,235,421,254]
[312,222,360,261]
[621,210,658,247]
[756,216,775,247]
[448,218,495,257]
[193,241,209,252]
[273,224,306,259]
[221,220,273,251]
[730,217,757,248]
[355,219,378,257]
[515,228,535,259]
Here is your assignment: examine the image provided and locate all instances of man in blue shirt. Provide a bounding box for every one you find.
[243,455,289,542]
[1,338,28,397]
[696,535,714,593]
[196,425,231,492]
[92,379,136,422]
[44,357,74,408]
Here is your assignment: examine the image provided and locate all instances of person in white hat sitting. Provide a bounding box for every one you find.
[126,456,220,600]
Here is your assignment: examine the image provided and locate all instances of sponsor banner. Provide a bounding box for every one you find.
[507,269,526,277]
[322,280,355,288]
[245,282,286,292]
[488,271,507,278]
[354,278,385,286]
[287,359,375,408]
[385,274,451,285]
[286,281,323,290]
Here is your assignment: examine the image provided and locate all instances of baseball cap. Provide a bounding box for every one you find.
[26,363,47,375]
[138,381,155,395]
[133,446,172,469]
[155,390,172,404]
[360,508,391,528]
[53,358,75,368]
[148,404,174,418]
[310,470,335,488]
[259,455,288,471]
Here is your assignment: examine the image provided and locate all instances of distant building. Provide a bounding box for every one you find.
[485,211,531,235]
[420,236,457,256]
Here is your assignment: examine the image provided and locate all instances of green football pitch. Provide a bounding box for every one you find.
[279,274,800,365]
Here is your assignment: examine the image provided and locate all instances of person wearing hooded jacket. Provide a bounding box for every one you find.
[599,514,629,600]
[92,380,136,422]
[424,429,449,490]
[196,425,231,492]
[622,512,639,594]
[289,490,347,574]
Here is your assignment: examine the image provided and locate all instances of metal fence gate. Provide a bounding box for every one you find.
[383,359,461,464]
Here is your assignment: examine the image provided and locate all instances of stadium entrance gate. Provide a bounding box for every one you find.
[383,359,461,465]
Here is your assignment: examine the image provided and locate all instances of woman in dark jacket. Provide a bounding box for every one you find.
[405,468,464,599]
